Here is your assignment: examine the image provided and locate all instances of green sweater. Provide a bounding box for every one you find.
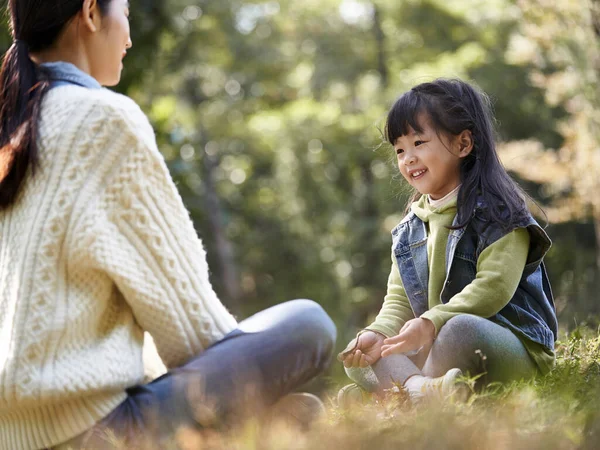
[367,195,554,375]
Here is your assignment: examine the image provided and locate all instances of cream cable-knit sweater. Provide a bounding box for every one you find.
[0,86,238,450]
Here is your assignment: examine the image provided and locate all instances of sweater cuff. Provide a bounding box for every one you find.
[419,310,447,337]
[364,325,395,339]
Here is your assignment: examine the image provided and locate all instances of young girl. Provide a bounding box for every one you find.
[0,0,335,448]
[338,79,557,403]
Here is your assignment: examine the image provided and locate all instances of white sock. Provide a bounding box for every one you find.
[404,374,427,391]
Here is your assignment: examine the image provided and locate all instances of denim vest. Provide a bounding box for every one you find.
[38,61,102,90]
[391,200,558,350]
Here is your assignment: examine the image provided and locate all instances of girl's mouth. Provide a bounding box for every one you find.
[411,169,427,179]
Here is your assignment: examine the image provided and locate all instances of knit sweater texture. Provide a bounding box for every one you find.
[0,86,238,450]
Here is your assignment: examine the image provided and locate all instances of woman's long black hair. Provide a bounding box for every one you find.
[385,78,530,230]
[0,0,112,210]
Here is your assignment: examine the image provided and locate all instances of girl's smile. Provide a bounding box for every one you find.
[394,114,470,200]
[407,168,427,179]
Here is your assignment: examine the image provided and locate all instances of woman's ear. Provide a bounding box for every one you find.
[81,0,102,33]
[456,129,474,158]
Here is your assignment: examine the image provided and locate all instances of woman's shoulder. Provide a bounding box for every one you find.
[43,86,152,136]
[39,87,160,178]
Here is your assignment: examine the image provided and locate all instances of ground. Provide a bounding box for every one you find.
[170,328,600,450]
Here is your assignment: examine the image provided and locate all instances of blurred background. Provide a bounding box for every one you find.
[1,0,598,381]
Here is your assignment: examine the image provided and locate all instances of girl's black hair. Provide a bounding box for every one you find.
[0,0,112,210]
[385,78,529,230]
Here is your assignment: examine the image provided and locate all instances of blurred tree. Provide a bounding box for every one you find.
[500,0,600,266]
[1,0,596,342]
[127,0,576,338]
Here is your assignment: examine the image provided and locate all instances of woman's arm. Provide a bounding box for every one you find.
[72,97,237,368]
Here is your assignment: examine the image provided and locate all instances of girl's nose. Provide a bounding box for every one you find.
[405,153,417,165]
[126,37,133,49]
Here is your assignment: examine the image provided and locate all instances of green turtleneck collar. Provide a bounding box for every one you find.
[411,194,458,223]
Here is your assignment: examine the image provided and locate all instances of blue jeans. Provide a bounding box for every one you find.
[57,300,336,449]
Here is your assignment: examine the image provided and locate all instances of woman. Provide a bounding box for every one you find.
[0,0,336,448]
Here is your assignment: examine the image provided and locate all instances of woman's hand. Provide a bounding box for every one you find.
[338,331,386,368]
[380,318,435,358]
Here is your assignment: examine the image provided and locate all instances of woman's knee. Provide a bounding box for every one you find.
[240,299,336,349]
[288,299,337,350]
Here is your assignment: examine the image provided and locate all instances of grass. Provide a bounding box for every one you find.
[173,328,600,450]
[96,329,600,450]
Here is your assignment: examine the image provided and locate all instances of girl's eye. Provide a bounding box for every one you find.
[395,148,404,155]
[414,140,424,147]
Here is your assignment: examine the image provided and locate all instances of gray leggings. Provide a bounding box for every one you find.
[346,314,538,392]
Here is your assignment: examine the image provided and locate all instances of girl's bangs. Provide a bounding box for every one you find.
[385,91,425,145]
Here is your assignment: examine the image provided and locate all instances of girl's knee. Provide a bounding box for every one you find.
[430,315,492,367]
[438,315,488,343]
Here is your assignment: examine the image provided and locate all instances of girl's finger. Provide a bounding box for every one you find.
[383,334,404,345]
[362,353,373,367]
[381,342,405,357]
[343,352,354,368]
[359,353,368,368]
[384,328,412,345]
[381,346,395,358]
[351,349,362,368]
[385,339,421,357]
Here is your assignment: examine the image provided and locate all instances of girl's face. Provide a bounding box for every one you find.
[393,114,469,200]
[89,0,132,86]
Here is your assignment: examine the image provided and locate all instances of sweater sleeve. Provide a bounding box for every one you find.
[365,251,415,338]
[74,99,237,368]
[420,227,530,335]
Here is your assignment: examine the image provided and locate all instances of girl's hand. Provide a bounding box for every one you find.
[380,318,435,358]
[338,331,386,368]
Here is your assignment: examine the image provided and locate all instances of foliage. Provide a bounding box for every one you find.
[500,0,600,244]
[1,2,600,446]
[0,0,598,342]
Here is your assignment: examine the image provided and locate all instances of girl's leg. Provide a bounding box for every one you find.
[59,299,336,449]
[421,314,537,384]
[345,353,421,393]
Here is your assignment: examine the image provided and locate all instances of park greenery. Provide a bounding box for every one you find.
[1,0,599,447]
[1,0,598,332]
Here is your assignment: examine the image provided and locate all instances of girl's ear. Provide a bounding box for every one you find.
[456,129,474,158]
[81,0,102,33]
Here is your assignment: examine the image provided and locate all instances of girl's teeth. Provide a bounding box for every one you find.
[412,170,425,177]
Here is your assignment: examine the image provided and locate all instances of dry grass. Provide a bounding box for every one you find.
[101,329,600,450]
[178,329,600,450]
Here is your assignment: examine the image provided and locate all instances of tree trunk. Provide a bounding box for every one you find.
[185,75,243,314]
[591,0,600,38]
[373,5,388,89]
[200,146,243,314]
[344,4,390,333]
[594,205,600,271]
